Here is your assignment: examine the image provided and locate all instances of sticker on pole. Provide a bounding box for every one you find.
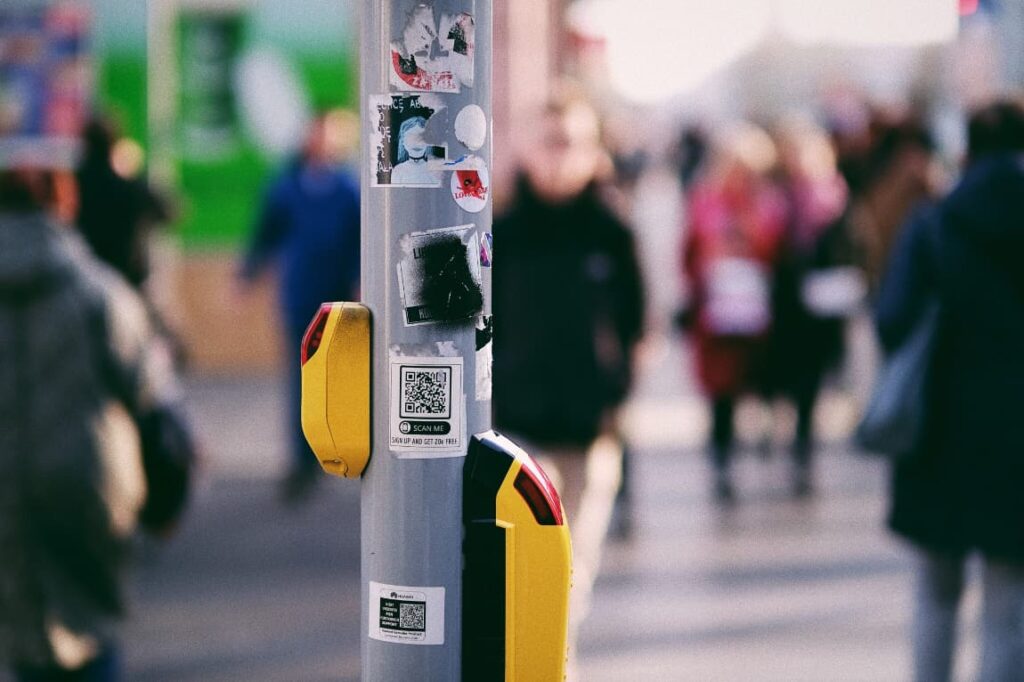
[479,232,493,268]
[370,93,447,188]
[451,164,490,213]
[476,316,493,402]
[455,105,487,151]
[369,582,445,646]
[389,355,464,456]
[397,224,483,326]
[389,6,474,93]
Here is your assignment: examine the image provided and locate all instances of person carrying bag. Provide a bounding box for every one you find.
[857,204,942,462]
[866,99,1024,682]
[0,167,194,682]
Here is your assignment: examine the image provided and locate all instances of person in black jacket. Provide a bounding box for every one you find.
[875,98,1024,682]
[75,118,170,289]
[493,92,645,680]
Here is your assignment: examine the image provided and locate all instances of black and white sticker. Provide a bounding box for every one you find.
[397,224,482,326]
[389,354,464,456]
[369,581,445,646]
[476,315,493,402]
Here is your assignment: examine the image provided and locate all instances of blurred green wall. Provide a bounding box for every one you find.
[94,0,358,250]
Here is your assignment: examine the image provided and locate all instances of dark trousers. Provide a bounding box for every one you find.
[709,389,818,471]
[710,396,736,471]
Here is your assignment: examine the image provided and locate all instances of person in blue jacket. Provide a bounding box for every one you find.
[875,98,1024,682]
[238,113,360,502]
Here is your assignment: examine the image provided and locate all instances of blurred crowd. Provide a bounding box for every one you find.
[493,85,1024,681]
[673,103,941,503]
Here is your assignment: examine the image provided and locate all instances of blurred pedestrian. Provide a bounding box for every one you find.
[493,89,645,679]
[680,124,787,502]
[75,117,170,290]
[876,97,1024,682]
[674,124,710,189]
[851,110,941,286]
[74,117,183,369]
[763,120,852,496]
[237,112,360,503]
[0,167,180,682]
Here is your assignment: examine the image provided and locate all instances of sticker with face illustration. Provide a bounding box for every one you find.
[390,4,474,93]
[370,93,447,188]
[450,164,490,213]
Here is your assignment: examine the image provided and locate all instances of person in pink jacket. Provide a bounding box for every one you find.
[681,124,787,502]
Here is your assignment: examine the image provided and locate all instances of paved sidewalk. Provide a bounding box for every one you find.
[96,359,982,680]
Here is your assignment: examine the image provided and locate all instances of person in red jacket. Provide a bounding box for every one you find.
[682,124,787,502]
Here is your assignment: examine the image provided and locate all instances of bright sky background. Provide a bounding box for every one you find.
[571,0,959,104]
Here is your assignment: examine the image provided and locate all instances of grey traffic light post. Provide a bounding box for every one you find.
[361,2,492,679]
[303,4,569,678]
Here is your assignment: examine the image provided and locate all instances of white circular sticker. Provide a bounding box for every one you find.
[451,164,490,214]
[454,105,487,152]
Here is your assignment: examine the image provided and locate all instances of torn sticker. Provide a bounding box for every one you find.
[369,582,445,645]
[440,11,475,88]
[398,224,483,326]
[479,232,493,268]
[476,315,493,402]
[370,93,447,187]
[455,104,487,151]
[390,5,474,93]
[428,153,484,172]
[451,164,490,214]
[389,354,464,456]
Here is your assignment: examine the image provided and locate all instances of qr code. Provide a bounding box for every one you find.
[399,602,426,631]
[401,366,451,419]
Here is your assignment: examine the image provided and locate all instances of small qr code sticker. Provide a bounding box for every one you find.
[400,366,452,419]
[389,355,463,457]
[369,582,445,645]
[399,602,426,631]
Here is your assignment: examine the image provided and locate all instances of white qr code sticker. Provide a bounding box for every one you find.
[389,354,464,457]
[369,582,445,646]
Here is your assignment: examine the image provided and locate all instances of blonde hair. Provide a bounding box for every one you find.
[714,123,778,176]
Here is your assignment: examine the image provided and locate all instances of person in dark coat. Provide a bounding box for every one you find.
[764,121,851,496]
[75,118,169,289]
[237,113,360,503]
[494,174,644,448]
[875,98,1024,682]
[0,167,179,682]
[493,92,645,681]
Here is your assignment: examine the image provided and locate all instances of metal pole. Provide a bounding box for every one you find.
[361,2,492,679]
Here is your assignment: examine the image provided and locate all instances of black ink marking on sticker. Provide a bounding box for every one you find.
[476,315,493,351]
[418,235,484,323]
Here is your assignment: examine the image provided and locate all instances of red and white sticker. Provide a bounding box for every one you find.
[451,164,489,214]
